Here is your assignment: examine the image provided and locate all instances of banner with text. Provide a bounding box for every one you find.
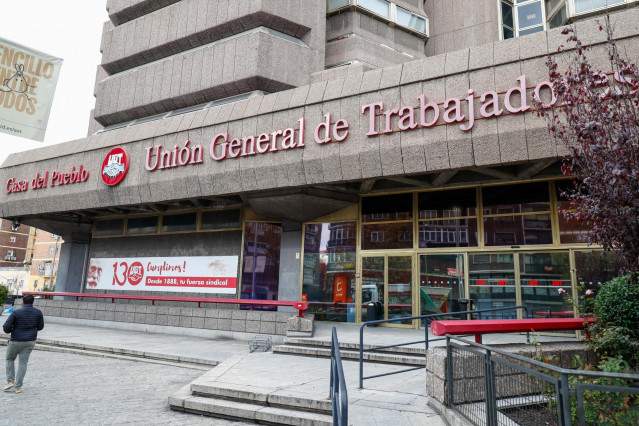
[86,256,239,294]
[0,37,63,142]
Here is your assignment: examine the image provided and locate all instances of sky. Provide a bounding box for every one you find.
[0,0,108,164]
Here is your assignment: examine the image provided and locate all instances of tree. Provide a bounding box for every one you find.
[0,285,8,305]
[536,17,639,277]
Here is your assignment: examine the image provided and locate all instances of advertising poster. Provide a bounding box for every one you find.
[86,256,239,294]
[0,37,63,142]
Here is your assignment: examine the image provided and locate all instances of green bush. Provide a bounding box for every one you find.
[0,285,7,305]
[589,275,639,369]
[594,275,639,334]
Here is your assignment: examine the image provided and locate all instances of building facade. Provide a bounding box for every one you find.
[1,0,637,328]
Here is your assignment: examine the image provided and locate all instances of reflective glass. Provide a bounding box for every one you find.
[361,222,413,250]
[388,256,413,324]
[418,188,477,219]
[396,7,427,34]
[484,214,552,246]
[518,25,544,36]
[240,222,282,310]
[517,1,543,28]
[303,222,357,323]
[519,252,573,318]
[418,219,478,248]
[503,26,515,39]
[328,0,350,12]
[94,219,124,236]
[200,209,241,230]
[362,193,413,222]
[548,3,568,28]
[574,0,624,14]
[574,251,624,313]
[502,2,514,27]
[361,257,385,322]
[419,254,464,315]
[469,253,518,318]
[126,216,158,235]
[482,182,550,213]
[161,213,197,233]
[358,0,390,17]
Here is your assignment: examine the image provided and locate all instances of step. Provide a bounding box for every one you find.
[190,381,332,413]
[170,386,332,426]
[285,336,426,356]
[0,336,216,369]
[273,344,426,366]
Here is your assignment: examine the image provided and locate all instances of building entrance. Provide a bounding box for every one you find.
[361,254,415,327]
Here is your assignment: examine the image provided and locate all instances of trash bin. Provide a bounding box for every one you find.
[458,298,473,320]
[366,301,378,324]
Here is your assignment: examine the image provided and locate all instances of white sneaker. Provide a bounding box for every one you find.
[3,382,14,391]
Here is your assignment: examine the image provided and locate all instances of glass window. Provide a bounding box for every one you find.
[556,180,589,244]
[161,212,197,233]
[328,0,350,12]
[362,193,413,222]
[518,25,544,36]
[418,188,476,219]
[126,216,159,235]
[484,214,552,246]
[548,3,568,28]
[574,250,624,313]
[361,256,385,323]
[240,222,282,310]
[419,254,465,315]
[418,220,478,248]
[358,0,390,17]
[362,222,413,250]
[482,182,550,213]
[520,252,573,318]
[574,0,624,15]
[517,1,543,28]
[201,209,241,230]
[303,222,357,323]
[396,7,427,34]
[469,253,518,318]
[94,219,124,236]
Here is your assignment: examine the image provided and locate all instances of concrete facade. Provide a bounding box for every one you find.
[1,1,638,325]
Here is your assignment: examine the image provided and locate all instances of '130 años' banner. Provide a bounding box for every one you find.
[86,256,239,294]
[0,37,63,142]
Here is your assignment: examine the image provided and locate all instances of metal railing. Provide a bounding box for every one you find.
[24,291,309,317]
[358,306,529,388]
[330,327,348,426]
[446,335,639,426]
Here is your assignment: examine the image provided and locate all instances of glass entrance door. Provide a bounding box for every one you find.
[361,254,415,327]
[419,254,465,316]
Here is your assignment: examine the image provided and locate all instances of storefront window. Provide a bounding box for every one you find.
[126,216,158,235]
[484,214,552,246]
[574,250,624,313]
[469,253,517,318]
[94,218,124,236]
[201,209,241,230]
[556,181,589,244]
[520,252,573,318]
[362,256,385,323]
[483,182,550,213]
[361,222,413,250]
[574,0,624,15]
[161,212,197,233]
[303,222,357,322]
[240,222,281,309]
[362,193,413,222]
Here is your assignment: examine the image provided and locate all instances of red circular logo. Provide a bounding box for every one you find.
[101,147,130,186]
[127,262,144,286]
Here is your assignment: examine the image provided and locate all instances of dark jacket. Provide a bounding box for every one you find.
[3,304,44,342]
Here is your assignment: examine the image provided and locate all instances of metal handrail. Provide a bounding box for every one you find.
[446,335,639,426]
[23,291,309,317]
[358,305,530,388]
[330,327,348,426]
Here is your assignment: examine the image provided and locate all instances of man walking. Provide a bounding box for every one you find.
[3,294,44,393]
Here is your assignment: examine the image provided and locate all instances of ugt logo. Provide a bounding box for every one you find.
[101,147,130,186]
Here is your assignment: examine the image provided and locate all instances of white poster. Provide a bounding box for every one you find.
[86,256,239,294]
[0,37,63,142]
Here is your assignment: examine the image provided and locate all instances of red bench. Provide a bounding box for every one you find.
[430,318,595,343]
[24,292,309,317]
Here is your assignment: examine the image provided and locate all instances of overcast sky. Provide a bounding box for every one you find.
[0,0,108,164]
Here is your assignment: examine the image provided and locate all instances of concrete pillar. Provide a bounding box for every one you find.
[55,242,89,293]
[277,221,302,312]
